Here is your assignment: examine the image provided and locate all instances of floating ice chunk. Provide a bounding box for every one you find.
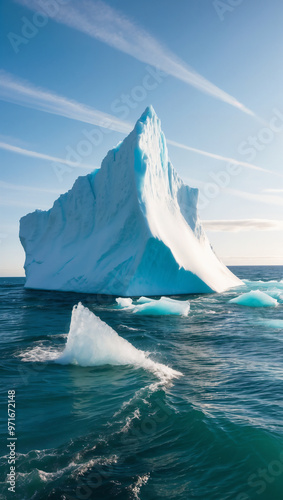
[230,290,278,308]
[116,296,190,316]
[116,298,133,308]
[133,297,190,316]
[56,303,181,380]
[136,297,153,304]
[243,282,283,303]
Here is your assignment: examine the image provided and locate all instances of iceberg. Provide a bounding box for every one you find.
[230,290,278,308]
[20,106,242,296]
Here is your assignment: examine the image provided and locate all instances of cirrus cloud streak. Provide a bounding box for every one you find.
[14,0,256,117]
[203,219,283,232]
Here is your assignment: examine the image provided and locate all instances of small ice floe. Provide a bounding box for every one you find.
[229,290,278,308]
[115,296,190,316]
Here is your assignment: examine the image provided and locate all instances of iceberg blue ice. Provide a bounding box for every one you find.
[115,296,190,316]
[263,288,283,303]
[230,290,278,308]
[20,106,242,296]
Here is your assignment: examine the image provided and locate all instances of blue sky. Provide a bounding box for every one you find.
[1,0,283,276]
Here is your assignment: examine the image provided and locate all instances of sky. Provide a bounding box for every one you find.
[0,0,283,277]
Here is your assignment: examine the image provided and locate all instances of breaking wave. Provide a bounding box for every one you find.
[52,303,182,381]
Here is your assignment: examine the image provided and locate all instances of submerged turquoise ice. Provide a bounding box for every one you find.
[1,266,283,500]
[230,289,278,307]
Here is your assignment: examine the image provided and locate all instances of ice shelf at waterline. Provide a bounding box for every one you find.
[19,106,242,295]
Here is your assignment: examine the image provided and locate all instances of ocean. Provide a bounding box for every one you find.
[1,266,283,500]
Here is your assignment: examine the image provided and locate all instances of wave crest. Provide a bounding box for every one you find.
[56,303,182,381]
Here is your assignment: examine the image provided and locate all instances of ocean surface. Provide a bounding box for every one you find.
[1,266,283,500]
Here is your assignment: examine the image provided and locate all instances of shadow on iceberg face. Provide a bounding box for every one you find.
[125,237,213,296]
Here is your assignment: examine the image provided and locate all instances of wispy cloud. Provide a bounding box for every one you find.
[0,133,30,148]
[14,0,256,117]
[0,180,62,195]
[0,141,96,169]
[167,140,273,174]
[0,134,276,182]
[0,70,266,175]
[203,219,283,232]
[262,188,283,194]
[0,199,50,209]
[183,177,283,208]
[226,188,283,207]
[1,134,270,179]
[0,70,131,133]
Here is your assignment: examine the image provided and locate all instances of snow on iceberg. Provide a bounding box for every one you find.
[115,296,190,316]
[20,106,242,296]
[230,290,278,307]
[56,303,181,380]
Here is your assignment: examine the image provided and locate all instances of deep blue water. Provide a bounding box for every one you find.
[1,266,283,500]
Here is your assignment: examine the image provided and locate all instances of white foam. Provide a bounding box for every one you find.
[17,454,118,488]
[55,303,182,380]
[19,345,61,362]
[119,324,139,331]
[72,455,118,478]
[121,408,141,433]
[130,473,150,499]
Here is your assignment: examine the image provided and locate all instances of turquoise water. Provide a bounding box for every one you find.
[1,266,283,500]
